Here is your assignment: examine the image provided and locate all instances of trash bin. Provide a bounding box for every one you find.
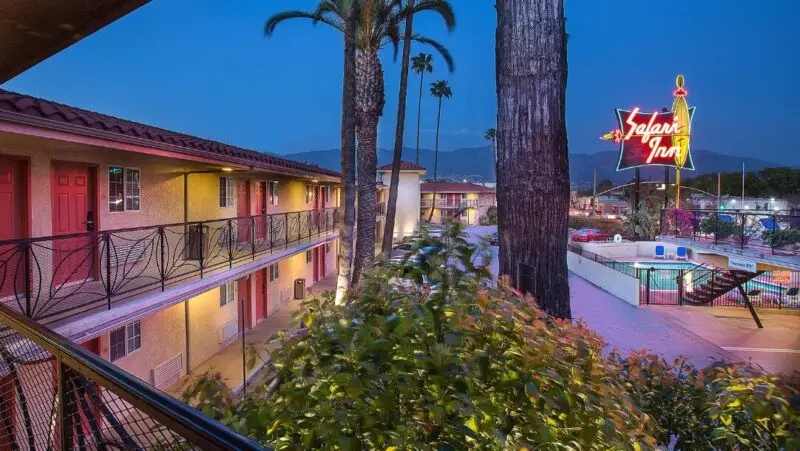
[294,278,306,300]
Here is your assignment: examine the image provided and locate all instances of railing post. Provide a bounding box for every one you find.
[21,242,32,317]
[57,358,73,450]
[158,227,166,291]
[678,269,684,306]
[285,213,289,248]
[645,268,651,305]
[308,210,312,240]
[198,222,205,278]
[269,215,274,250]
[714,211,719,245]
[104,232,112,310]
[227,219,234,269]
[250,217,256,261]
[740,213,746,249]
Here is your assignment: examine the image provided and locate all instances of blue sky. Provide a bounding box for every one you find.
[3,0,798,164]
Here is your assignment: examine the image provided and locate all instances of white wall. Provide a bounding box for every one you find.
[581,241,683,259]
[567,252,640,306]
[379,170,423,240]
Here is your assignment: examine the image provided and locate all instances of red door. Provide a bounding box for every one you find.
[254,268,266,322]
[236,180,250,244]
[318,245,326,280]
[254,182,267,241]
[80,337,100,355]
[51,162,94,286]
[237,277,252,329]
[312,247,320,283]
[0,159,25,300]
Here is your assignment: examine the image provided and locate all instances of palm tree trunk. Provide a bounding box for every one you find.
[496,0,571,319]
[382,0,415,255]
[351,50,384,284]
[335,1,358,305]
[415,72,424,165]
[427,97,442,223]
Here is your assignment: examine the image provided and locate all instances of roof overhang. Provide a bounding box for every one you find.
[0,0,150,82]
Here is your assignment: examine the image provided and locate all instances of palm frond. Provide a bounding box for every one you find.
[264,9,343,37]
[412,36,454,72]
[407,0,456,31]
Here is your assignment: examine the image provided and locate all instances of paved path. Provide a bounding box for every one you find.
[168,275,336,396]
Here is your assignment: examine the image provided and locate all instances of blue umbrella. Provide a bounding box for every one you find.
[760,217,779,230]
[718,214,733,223]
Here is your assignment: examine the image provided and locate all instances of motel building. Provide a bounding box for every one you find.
[420,182,496,226]
[0,88,351,395]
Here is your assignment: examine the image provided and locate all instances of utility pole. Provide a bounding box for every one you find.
[592,168,597,215]
[717,172,721,209]
[634,167,641,237]
[741,162,745,206]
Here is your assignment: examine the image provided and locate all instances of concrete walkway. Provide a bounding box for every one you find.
[167,274,337,397]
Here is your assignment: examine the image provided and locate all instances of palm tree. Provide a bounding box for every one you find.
[485,127,497,181]
[381,0,415,256]
[412,53,433,165]
[266,0,455,285]
[427,79,452,222]
[495,0,571,319]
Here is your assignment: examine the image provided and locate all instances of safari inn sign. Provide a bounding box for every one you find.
[602,75,695,172]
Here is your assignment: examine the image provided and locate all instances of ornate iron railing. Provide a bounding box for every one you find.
[420,199,487,209]
[0,208,339,325]
[0,301,266,450]
[659,208,800,256]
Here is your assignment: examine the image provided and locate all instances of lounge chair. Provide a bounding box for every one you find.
[676,247,688,261]
[654,245,666,259]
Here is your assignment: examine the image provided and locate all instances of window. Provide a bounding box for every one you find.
[269,263,279,282]
[439,193,447,199]
[324,186,331,204]
[306,184,314,203]
[269,181,279,206]
[110,320,141,362]
[325,242,331,254]
[220,281,236,306]
[306,250,312,263]
[109,167,140,212]
[376,172,384,183]
[219,177,234,207]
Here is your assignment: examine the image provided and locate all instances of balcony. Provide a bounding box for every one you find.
[376,202,387,217]
[421,199,491,209]
[0,208,340,327]
[0,302,265,450]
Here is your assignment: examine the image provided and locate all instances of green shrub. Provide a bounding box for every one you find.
[183,223,799,449]
[699,217,737,239]
[762,229,800,248]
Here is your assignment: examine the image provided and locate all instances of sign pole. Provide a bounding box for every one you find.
[634,168,640,237]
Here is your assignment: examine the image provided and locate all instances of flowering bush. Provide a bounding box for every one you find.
[183,224,799,449]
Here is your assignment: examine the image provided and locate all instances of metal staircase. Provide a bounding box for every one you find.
[682,269,763,306]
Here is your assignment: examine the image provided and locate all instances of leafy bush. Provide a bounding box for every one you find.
[762,229,800,248]
[183,223,800,449]
[699,217,738,239]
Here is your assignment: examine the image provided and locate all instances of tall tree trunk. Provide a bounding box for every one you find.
[496,0,571,319]
[351,50,385,284]
[415,72,424,165]
[382,0,415,255]
[427,97,442,222]
[335,2,358,305]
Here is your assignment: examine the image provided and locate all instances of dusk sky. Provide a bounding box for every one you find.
[3,0,798,164]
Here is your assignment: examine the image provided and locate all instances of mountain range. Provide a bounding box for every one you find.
[281,146,791,185]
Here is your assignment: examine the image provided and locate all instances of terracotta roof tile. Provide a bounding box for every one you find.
[377,161,426,171]
[0,89,339,178]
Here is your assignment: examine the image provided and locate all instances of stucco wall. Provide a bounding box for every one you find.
[0,134,335,238]
[186,285,239,371]
[567,252,640,306]
[581,241,684,260]
[99,302,186,384]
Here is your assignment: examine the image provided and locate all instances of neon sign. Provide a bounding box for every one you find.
[602,75,695,172]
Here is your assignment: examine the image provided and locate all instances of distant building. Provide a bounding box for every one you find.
[420,183,496,225]
[690,194,789,211]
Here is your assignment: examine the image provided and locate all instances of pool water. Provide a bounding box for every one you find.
[624,262,697,270]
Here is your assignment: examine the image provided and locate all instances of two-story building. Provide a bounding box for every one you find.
[420,182,496,225]
[377,161,426,241]
[0,89,341,391]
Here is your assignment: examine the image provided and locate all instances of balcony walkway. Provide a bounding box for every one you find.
[167,274,337,397]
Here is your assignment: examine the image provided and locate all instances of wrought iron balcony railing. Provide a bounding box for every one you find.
[420,199,492,209]
[0,208,340,325]
[0,302,266,450]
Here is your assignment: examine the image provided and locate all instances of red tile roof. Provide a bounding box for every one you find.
[377,161,426,171]
[0,89,339,178]
[420,182,495,193]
